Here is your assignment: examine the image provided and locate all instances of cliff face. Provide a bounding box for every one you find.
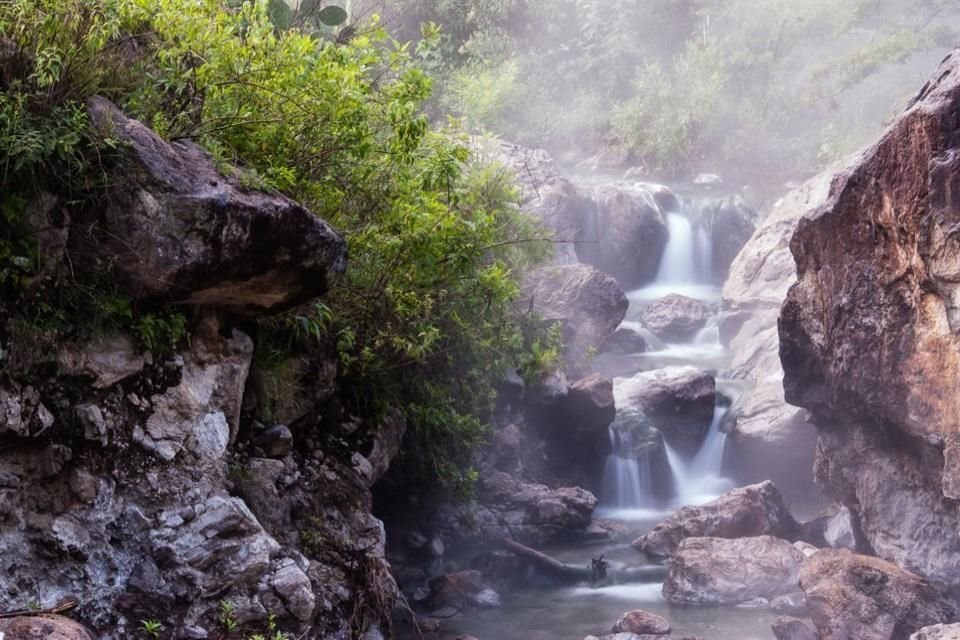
[0,101,396,639]
[780,49,960,598]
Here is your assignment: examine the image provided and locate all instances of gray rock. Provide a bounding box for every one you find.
[640,294,710,342]
[270,561,315,622]
[84,96,346,313]
[770,591,808,616]
[688,195,756,281]
[771,617,818,640]
[912,624,960,640]
[612,609,671,634]
[521,264,628,366]
[257,424,293,458]
[663,535,806,605]
[614,366,715,456]
[57,334,146,388]
[800,549,956,640]
[576,184,669,288]
[478,139,582,265]
[633,481,799,558]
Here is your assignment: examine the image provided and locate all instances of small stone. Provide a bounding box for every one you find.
[257,424,293,458]
[612,609,671,635]
[469,588,501,608]
[405,530,428,550]
[271,562,316,622]
[428,535,445,558]
[76,404,108,445]
[39,444,72,478]
[68,468,98,503]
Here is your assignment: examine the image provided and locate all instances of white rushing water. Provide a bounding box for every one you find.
[663,406,733,507]
[655,212,697,284]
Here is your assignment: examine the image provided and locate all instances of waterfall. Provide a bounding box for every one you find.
[654,213,697,284]
[601,427,654,509]
[693,315,720,346]
[694,220,713,283]
[662,406,733,507]
[619,320,666,351]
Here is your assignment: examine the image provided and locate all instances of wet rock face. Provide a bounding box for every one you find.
[82,97,346,314]
[688,195,756,282]
[720,171,836,505]
[912,624,960,640]
[0,328,397,639]
[615,366,715,456]
[663,535,806,605]
[522,264,628,365]
[800,549,956,640]
[639,294,710,342]
[632,481,799,558]
[779,49,960,599]
[577,185,669,289]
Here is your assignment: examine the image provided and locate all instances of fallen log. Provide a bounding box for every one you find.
[498,538,667,584]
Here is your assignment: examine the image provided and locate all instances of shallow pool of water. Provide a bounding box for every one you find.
[431,583,785,640]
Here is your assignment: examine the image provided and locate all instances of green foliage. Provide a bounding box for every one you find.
[397,0,959,181]
[139,619,164,639]
[0,0,554,493]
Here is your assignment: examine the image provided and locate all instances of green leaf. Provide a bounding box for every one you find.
[317,5,347,27]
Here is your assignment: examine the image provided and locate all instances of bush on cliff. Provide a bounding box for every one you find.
[0,0,555,494]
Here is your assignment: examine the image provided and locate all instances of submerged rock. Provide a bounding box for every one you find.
[615,366,715,456]
[632,481,799,558]
[522,264,628,365]
[663,535,806,605]
[639,294,710,342]
[780,48,960,599]
[612,609,671,635]
[83,96,346,313]
[800,549,956,640]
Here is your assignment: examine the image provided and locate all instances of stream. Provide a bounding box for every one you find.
[406,181,799,639]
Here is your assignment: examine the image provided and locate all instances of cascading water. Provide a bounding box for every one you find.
[601,427,654,511]
[662,406,733,507]
[693,314,721,346]
[694,219,713,283]
[654,213,697,285]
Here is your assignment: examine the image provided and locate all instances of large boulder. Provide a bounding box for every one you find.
[720,170,837,504]
[82,97,346,313]
[772,617,819,640]
[780,48,960,599]
[639,294,710,342]
[478,139,583,264]
[577,185,669,288]
[614,367,715,456]
[688,195,757,283]
[663,535,806,605]
[522,264,628,365]
[538,374,616,455]
[912,624,960,640]
[800,550,956,640]
[612,609,671,635]
[632,481,799,558]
